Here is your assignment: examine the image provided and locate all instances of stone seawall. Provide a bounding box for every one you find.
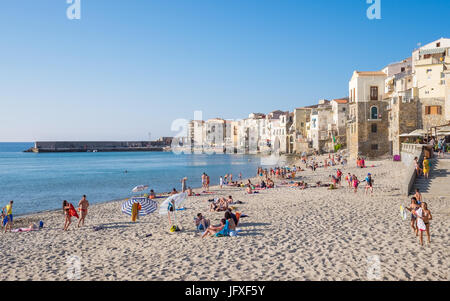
[400,143,424,196]
[25,141,168,153]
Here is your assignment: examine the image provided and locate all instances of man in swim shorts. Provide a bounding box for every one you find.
[78,195,89,228]
[3,200,13,233]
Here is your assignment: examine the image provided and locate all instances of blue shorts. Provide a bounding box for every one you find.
[3,215,13,226]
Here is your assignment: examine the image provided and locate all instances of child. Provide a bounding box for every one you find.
[352,175,360,193]
[364,173,374,195]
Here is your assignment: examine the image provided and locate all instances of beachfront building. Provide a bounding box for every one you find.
[347,71,390,159]
[383,58,420,156]
[307,100,335,152]
[204,118,228,153]
[289,106,315,154]
[412,38,450,130]
[266,110,292,154]
[188,120,206,153]
[330,98,349,149]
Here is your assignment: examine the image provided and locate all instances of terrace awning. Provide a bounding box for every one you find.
[420,47,446,55]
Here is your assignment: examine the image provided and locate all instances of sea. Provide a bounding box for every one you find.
[0,142,282,216]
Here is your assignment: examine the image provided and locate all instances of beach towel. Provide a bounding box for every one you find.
[215,220,230,237]
[235,212,241,226]
[11,228,39,233]
[131,202,140,222]
[415,208,427,231]
[68,204,79,219]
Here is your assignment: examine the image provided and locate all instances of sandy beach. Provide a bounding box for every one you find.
[1,156,449,281]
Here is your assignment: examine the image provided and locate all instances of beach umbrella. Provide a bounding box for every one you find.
[159,192,188,215]
[122,197,158,216]
[132,185,149,193]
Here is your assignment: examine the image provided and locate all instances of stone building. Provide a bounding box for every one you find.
[412,38,450,130]
[347,71,390,159]
[384,58,419,156]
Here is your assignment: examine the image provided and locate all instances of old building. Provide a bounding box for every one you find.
[384,58,419,156]
[347,71,390,159]
[330,98,349,149]
[412,38,450,130]
[289,106,315,154]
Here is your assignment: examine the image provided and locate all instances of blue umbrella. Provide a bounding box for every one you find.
[122,197,158,216]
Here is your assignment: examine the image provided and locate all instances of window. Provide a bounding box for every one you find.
[401,67,405,72]
[437,42,441,47]
[426,69,432,73]
[441,72,445,78]
[342,107,346,112]
[371,124,377,133]
[370,106,379,120]
[370,86,378,100]
[371,144,378,150]
[425,106,442,115]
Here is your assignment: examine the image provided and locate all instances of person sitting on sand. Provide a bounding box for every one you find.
[149,189,156,199]
[187,187,193,197]
[77,195,89,228]
[194,213,210,231]
[201,218,226,238]
[224,211,236,232]
[226,196,234,205]
[329,175,338,187]
[246,186,253,194]
[170,188,178,195]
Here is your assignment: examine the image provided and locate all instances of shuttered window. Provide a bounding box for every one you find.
[370,86,378,100]
[425,106,442,115]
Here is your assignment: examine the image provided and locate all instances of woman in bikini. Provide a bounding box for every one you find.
[201,218,226,238]
[420,202,432,245]
[405,197,420,236]
[63,200,72,231]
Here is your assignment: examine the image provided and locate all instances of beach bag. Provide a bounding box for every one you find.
[39,221,44,229]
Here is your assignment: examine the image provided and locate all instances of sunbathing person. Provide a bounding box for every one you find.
[201,218,226,238]
[246,186,253,194]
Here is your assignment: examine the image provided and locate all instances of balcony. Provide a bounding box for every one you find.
[415,57,443,66]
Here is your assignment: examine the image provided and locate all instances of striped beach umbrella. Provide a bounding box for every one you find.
[122,197,158,216]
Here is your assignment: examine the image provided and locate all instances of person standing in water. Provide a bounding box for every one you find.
[78,195,89,228]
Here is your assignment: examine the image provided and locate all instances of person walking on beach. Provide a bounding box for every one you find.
[423,157,431,179]
[239,172,242,181]
[219,176,223,189]
[206,174,210,192]
[63,200,72,231]
[78,195,89,228]
[364,173,374,195]
[414,188,423,204]
[352,175,360,193]
[414,157,422,177]
[413,202,432,246]
[2,201,13,233]
[405,197,420,236]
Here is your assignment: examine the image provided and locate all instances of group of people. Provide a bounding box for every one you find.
[209,195,236,212]
[414,156,431,179]
[405,189,432,246]
[343,172,374,194]
[62,195,89,231]
[197,208,240,238]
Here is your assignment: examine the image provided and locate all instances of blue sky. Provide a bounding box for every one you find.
[0,0,449,141]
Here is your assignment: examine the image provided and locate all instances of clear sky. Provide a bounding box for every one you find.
[0,0,449,141]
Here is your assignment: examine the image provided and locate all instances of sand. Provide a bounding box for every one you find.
[1,156,449,281]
